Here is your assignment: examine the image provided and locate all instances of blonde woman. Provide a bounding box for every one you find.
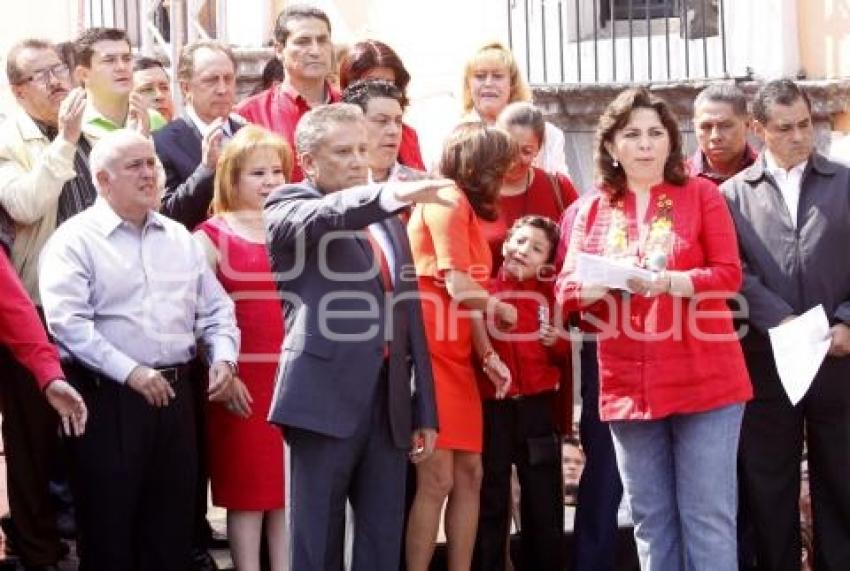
[462,41,568,176]
[193,125,292,571]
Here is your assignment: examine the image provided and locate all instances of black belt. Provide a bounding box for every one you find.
[154,364,192,385]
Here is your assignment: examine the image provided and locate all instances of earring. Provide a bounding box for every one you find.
[612,158,619,168]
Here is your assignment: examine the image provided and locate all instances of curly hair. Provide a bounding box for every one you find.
[594,87,687,200]
[439,122,516,222]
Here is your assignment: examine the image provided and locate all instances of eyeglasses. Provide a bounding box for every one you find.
[17,64,70,87]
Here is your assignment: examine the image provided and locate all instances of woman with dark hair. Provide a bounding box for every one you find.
[406,122,517,571]
[486,101,578,271]
[339,39,425,170]
[556,87,752,571]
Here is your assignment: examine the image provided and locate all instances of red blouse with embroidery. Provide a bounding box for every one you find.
[555,177,752,421]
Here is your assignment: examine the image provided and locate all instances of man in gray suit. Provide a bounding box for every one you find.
[722,79,850,570]
[264,103,447,571]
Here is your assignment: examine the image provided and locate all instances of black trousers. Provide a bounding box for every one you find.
[739,351,850,571]
[474,391,563,571]
[66,364,197,571]
[0,349,63,566]
[572,337,623,571]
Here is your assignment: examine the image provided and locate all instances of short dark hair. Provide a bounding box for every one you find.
[6,39,53,85]
[505,214,560,264]
[752,78,812,124]
[339,40,410,108]
[176,40,236,83]
[439,122,516,222]
[594,87,688,200]
[133,55,165,73]
[694,83,748,117]
[341,79,403,113]
[497,101,546,146]
[273,4,332,47]
[74,28,130,68]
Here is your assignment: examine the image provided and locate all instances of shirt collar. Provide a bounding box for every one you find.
[368,162,402,183]
[691,145,757,182]
[279,81,338,107]
[764,149,807,178]
[184,104,235,138]
[90,196,164,237]
[83,102,123,131]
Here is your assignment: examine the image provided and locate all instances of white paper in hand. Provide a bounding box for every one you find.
[768,305,831,405]
[574,253,654,290]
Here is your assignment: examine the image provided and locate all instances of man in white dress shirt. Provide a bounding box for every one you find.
[39,129,239,571]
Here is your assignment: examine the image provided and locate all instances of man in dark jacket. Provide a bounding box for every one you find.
[722,78,850,571]
[154,39,242,230]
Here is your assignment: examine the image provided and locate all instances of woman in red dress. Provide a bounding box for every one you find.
[405,122,517,571]
[194,126,291,571]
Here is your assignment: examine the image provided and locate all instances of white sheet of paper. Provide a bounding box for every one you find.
[768,305,831,405]
[574,252,655,290]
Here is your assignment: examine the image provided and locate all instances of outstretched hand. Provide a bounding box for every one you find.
[44,379,88,436]
[388,179,457,207]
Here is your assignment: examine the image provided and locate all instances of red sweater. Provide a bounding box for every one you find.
[0,249,63,389]
[556,177,752,421]
[478,272,570,401]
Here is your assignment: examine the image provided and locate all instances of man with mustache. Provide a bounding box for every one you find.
[0,37,96,571]
[74,27,166,144]
[723,79,850,570]
[691,83,756,184]
[236,4,340,182]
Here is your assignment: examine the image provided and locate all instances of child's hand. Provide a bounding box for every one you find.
[483,352,512,399]
[539,322,559,347]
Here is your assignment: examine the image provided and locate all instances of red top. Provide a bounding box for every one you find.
[235,82,341,182]
[480,167,578,274]
[556,177,752,421]
[399,123,426,171]
[0,249,63,389]
[477,271,569,402]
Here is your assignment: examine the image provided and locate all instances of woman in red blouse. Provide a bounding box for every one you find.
[480,101,578,272]
[339,39,426,171]
[556,87,751,571]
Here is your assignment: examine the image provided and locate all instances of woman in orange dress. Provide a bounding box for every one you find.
[405,122,517,571]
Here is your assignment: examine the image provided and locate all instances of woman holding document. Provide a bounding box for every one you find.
[556,87,752,571]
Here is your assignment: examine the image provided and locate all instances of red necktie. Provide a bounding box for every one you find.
[365,228,392,359]
[366,229,393,292]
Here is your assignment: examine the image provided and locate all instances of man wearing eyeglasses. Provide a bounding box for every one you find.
[74,28,167,143]
[0,38,97,571]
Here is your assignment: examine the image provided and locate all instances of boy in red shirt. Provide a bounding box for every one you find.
[474,215,569,571]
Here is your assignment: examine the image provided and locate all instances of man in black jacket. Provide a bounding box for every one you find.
[154,39,242,230]
[722,79,850,571]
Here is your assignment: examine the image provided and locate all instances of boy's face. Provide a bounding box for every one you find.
[502,224,552,280]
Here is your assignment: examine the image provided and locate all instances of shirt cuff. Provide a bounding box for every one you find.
[102,352,139,385]
[378,184,408,212]
[668,271,695,297]
[208,338,238,365]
